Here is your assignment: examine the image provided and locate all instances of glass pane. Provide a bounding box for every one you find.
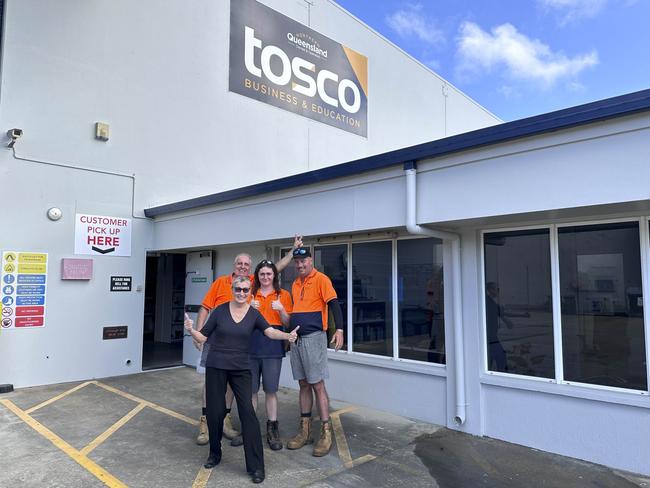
[314,245,348,350]
[352,241,393,356]
[484,229,555,378]
[559,222,647,390]
[397,238,445,363]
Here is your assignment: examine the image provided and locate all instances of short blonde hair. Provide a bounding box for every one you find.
[232,275,251,289]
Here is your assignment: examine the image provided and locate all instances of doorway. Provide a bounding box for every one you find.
[142,253,186,369]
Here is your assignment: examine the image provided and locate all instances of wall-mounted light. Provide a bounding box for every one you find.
[47,207,63,221]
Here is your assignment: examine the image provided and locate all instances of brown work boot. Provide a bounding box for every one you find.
[312,420,333,457]
[196,415,209,445]
[286,417,312,450]
[223,412,240,440]
[267,420,283,450]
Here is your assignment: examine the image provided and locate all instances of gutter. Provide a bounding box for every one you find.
[404,161,466,425]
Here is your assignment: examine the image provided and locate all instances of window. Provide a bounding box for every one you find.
[559,222,647,391]
[352,241,393,356]
[483,229,555,378]
[397,238,445,363]
[314,245,348,349]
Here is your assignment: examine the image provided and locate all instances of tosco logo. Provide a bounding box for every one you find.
[244,26,362,115]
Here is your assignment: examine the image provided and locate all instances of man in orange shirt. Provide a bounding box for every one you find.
[192,237,302,446]
[286,247,344,457]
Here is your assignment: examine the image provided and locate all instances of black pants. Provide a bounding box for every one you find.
[205,367,264,473]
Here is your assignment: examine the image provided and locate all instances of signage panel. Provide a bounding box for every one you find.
[74,214,132,257]
[1,251,47,329]
[229,0,368,136]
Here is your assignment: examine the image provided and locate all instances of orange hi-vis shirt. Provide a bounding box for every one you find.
[253,288,293,326]
[290,268,337,336]
[201,274,254,310]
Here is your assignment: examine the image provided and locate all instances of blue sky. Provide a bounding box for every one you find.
[334,0,650,121]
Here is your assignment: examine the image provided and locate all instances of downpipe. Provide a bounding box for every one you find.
[404,164,466,425]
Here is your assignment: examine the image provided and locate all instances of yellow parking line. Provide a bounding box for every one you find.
[332,406,358,416]
[0,399,128,488]
[81,403,147,456]
[93,381,198,426]
[330,407,376,469]
[191,467,213,488]
[25,381,94,414]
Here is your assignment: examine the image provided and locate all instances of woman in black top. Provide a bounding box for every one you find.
[185,275,298,484]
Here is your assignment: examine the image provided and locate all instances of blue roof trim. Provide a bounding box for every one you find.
[145,88,650,217]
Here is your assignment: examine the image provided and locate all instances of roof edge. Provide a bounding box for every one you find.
[145,88,650,218]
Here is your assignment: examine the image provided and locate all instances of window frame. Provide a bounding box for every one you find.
[480,217,650,397]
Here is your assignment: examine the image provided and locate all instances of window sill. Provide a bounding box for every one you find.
[480,372,650,409]
[327,349,447,377]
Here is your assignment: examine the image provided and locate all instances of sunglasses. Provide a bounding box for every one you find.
[233,287,250,293]
[293,248,309,256]
[259,259,274,266]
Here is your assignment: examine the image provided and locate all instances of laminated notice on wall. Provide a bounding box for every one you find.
[1,251,48,329]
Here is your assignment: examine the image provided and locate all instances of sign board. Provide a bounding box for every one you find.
[61,258,93,280]
[75,214,132,257]
[110,276,132,292]
[103,326,128,340]
[229,0,368,136]
[1,251,48,329]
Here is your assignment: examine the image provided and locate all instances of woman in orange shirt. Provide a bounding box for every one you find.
[249,259,293,450]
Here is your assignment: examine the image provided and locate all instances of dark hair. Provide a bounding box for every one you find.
[252,260,281,296]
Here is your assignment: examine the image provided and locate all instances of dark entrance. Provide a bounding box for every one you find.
[143,253,186,369]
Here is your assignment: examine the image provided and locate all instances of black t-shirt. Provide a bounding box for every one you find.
[201,303,270,370]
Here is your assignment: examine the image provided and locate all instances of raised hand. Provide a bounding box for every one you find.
[251,299,261,309]
[271,299,284,311]
[293,234,303,249]
[184,312,194,332]
[288,325,300,343]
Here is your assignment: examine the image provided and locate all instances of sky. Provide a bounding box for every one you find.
[333,0,650,121]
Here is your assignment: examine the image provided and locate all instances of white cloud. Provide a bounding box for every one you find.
[456,22,598,88]
[386,3,445,46]
[538,0,607,25]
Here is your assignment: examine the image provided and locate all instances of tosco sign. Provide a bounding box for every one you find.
[229,0,368,136]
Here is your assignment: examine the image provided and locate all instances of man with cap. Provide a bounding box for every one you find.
[286,246,344,457]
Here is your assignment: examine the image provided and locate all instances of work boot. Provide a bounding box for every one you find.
[286,417,312,450]
[223,412,240,440]
[312,420,333,457]
[196,415,209,445]
[267,420,283,451]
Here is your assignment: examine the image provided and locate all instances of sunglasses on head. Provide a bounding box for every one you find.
[233,287,250,293]
[293,248,309,256]
[259,259,274,266]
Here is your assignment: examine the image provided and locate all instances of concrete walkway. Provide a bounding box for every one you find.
[1,367,648,487]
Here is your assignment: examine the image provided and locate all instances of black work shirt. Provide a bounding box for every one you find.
[201,303,270,370]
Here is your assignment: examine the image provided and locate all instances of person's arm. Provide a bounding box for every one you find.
[264,325,299,342]
[271,294,291,326]
[276,234,303,273]
[327,298,344,351]
[184,313,207,344]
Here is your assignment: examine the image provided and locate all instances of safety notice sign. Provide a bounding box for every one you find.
[75,213,132,257]
[1,251,48,329]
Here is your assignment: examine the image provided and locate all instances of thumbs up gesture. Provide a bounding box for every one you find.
[271,299,284,311]
[288,326,300,343]
[184,312,194,332]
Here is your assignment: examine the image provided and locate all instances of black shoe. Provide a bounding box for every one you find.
[266,420,283,451]
[204,452,221,469]
[230,435,244,447]
[250,469,265,483]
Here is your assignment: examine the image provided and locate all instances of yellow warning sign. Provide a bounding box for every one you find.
[4,253,16,262]
[18,253,47,264]
[18,263,47,274]
[3,263,15,273]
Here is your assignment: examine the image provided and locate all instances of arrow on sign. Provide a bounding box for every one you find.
[92,246,116,255]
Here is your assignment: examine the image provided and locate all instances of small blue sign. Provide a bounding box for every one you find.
[2,296,14,306]
[17,285,46,295]
[3,274,15,284]
[16,295,45,306]
[2,285,15,295]
[18,274,46,284]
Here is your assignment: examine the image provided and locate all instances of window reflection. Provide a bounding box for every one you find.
[352,241,393,356]
[314,245,348,349]
[484,230,555,378]
[397,238,445,363]
[559,222,647,391]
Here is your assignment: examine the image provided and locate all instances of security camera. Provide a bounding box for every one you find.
[6,128,23,148]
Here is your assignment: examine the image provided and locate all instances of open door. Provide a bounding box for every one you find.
[183,251,214,367]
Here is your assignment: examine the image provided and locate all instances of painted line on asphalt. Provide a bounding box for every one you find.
[330,406,376,469]
[25,381,94,414]
[191,466,213,488]
[93,381,198,426]
[0,399,128,488]
[81,402,147,456]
